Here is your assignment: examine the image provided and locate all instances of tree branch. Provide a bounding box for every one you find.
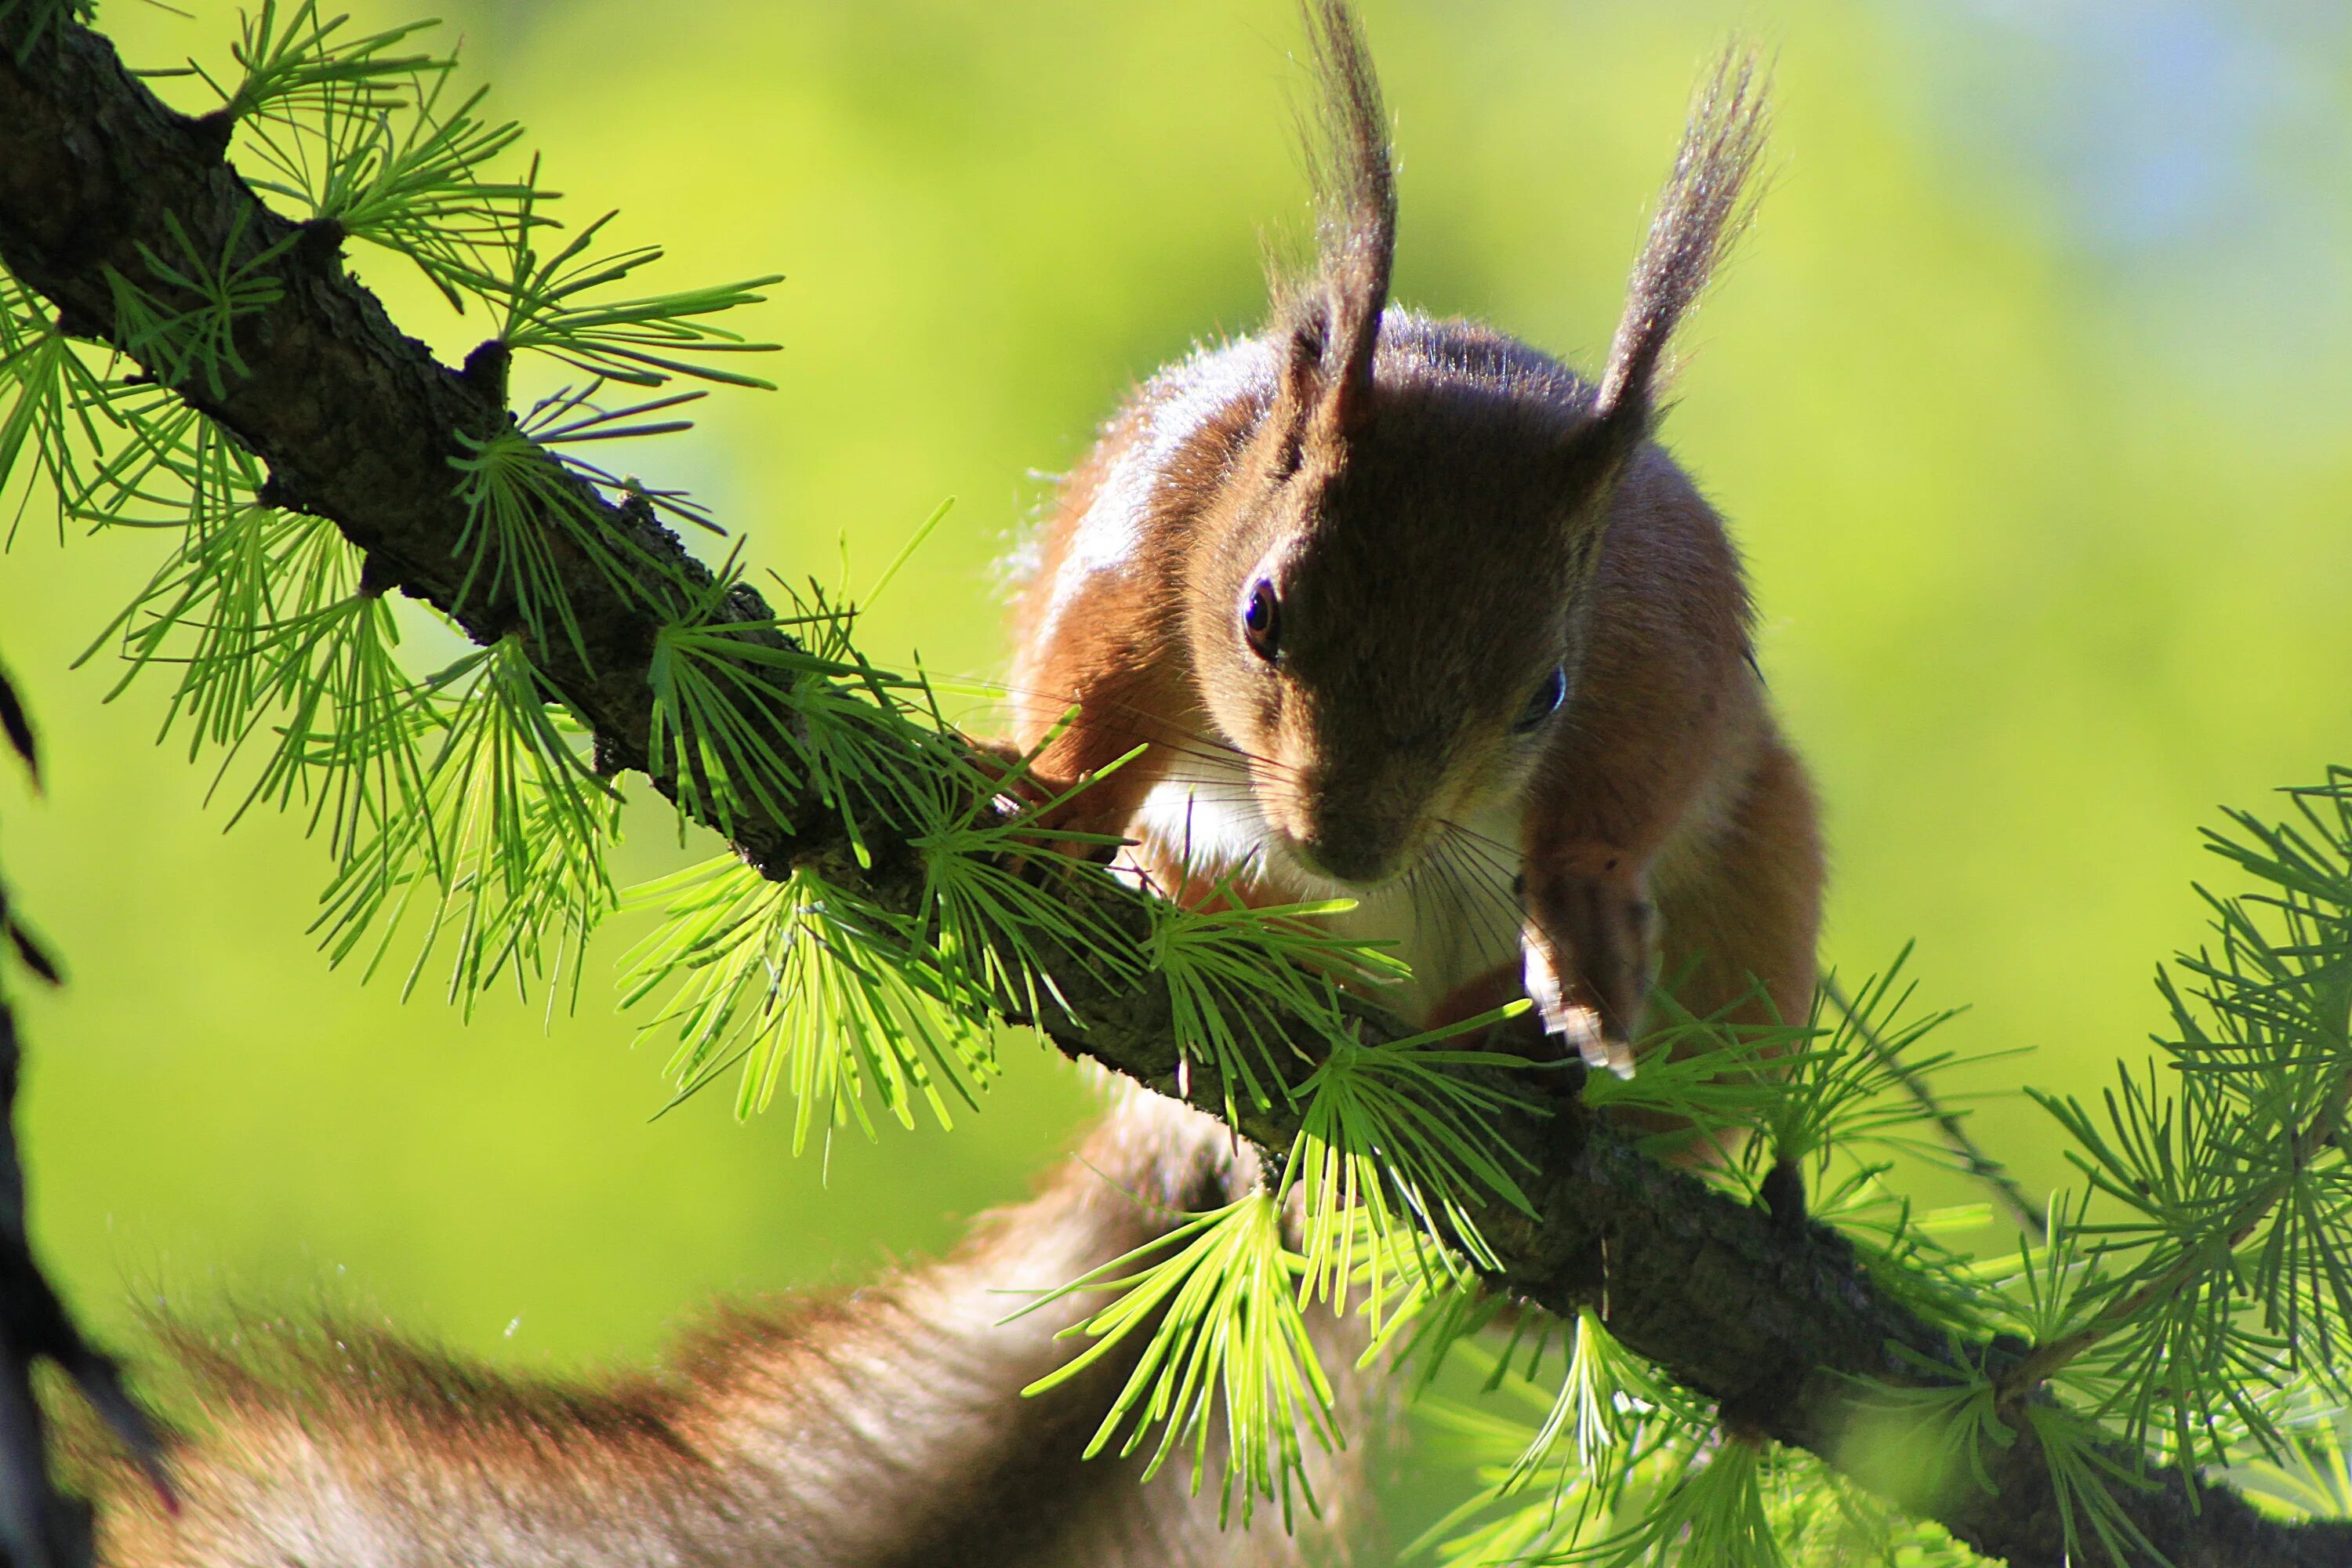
[0,16,2343,1566]
[0,660,171,1568]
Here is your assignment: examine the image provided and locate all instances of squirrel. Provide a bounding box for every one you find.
[65,4,1816,1562]
[1009,1,1820,1087]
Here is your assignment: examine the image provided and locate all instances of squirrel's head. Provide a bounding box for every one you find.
[1184,313,1633,890]
[1178,3,1764,891]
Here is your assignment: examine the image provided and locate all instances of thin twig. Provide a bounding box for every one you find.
[0,661,173,1568]
[1998,1058,2352,1402]
[1823,974,2047,1242]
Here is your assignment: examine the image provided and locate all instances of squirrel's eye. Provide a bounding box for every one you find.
[1241,579,1282,662]
[1515,665,1566,732]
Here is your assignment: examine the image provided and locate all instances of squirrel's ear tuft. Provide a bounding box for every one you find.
[1274,0,1396,448]
[1595,46,1771,430]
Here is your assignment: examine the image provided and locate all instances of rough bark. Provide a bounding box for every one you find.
[0,14,2344,1566]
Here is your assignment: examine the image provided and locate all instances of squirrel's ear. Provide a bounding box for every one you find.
[1273,0,1395,451]
[1595,47,1769,433]
[1552,405,1644,535]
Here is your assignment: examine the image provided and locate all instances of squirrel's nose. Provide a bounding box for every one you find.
[1277,757,1439,887]
[1289,814,1408,886]
[1293,838,1388,885]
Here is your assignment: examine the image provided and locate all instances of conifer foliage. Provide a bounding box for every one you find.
[0,4,2350,1565]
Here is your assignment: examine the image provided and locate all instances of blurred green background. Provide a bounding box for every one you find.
[2,0,2349,1544]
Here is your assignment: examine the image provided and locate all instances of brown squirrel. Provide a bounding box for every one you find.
[1009,2,1820,1076]
[67,3,1814,1562]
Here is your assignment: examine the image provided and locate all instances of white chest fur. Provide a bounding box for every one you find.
[1120,751,1524,1025]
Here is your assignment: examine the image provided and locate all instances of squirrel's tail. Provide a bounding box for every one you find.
[69,1090,1378,1568]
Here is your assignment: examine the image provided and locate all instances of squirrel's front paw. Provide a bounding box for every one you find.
[1521,941,1632,1078]
[1519,869,1657,1079]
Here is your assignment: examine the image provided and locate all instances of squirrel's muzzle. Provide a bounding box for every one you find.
[1271,751,1444,888]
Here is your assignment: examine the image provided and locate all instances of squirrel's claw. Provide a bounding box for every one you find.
[1583,1020,1639,1080]
[1559,1005,1636,1080]
[1523,931,1639,1078]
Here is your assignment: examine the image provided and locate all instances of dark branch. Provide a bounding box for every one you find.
[0,661,172,1568]
[0,16,2343,1567]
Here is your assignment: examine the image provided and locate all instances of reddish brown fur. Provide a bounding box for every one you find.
[1008,6,1820,1071]
[69,1090,1372,1566]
